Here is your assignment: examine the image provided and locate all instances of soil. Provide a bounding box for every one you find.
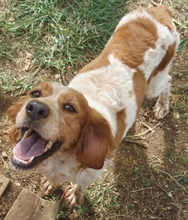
[0,0,188,220]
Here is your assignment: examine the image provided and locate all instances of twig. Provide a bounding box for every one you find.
[124,138,148,149]
[124,122,160,148]
[151,180,168,195]
[135,124,142,135]
[101,167,115,182]
[130,187,153,193]
[105,215,138,220]
[134,122,160,137]
[149,0,163,6]
[0,156,9,170]
[61,73,69,85]
[158,169,188,194]
[172,18,187,29]
[58,185,72,206]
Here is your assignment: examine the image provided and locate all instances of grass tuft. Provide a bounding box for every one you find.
[0,0,129,75]
[1,71,38,95]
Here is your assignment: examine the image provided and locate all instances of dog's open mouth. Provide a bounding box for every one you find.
[11,128,62,169]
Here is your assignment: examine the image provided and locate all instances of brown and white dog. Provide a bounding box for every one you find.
[8,6,179,208]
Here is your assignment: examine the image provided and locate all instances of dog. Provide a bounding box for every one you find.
[8,6,179,208]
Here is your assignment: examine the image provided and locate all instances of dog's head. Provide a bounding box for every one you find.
[8,82,115,170]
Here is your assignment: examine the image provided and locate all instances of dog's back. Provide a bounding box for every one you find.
[69,6,179,142]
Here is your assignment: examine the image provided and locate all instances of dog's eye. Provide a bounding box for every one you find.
[31,91,41,98]
[64,104,76,113]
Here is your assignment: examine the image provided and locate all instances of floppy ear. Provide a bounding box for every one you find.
[7,96,27,144]
[77,108,116,170]
[7,96,27,122]
[9,125,20,144]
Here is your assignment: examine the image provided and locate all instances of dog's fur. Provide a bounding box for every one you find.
[8,6,179,207]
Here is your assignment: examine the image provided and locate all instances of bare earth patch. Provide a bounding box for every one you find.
[0,0,188,219]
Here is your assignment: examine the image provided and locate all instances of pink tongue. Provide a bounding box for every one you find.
[14,133,47,160]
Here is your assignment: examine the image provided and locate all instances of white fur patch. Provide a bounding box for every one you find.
[69,55,137,136]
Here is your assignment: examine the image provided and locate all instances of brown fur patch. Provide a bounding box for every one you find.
[112,17,158,68]
[146,6,174,31]
[76,107,116,169]
[9,125,20,144]
[115,109,126,145]
[29,82,53,98]
[8,96,27,122]
[133,70,146,115]
[80,14,158,72]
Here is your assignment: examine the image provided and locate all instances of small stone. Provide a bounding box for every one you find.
[176,130,181,135]
[2,151,8,159]
[69,211,78,219]
[54,74,60,80]
[167,191,173,198]
[173,111,180,120]
[15,182,21,187]
[158,210,164,217]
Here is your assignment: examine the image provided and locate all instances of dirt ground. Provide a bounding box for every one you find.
[0,0,188,220]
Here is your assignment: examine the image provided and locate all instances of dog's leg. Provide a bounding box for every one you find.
[62,183,85,208]
[146,62,173,120]
[62,167,106,208]
[153,74,172,119]
[40,176,86,208]
[40,176,59,195]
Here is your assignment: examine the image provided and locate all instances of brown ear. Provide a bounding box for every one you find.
[7,96,27,144]
[9,125,20,144]
[7,96,27,122]
[77,108,116,169]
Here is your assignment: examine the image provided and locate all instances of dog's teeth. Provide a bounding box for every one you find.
[22,129,32,139]
[13,155,34,164]
[44,141,53,152]
[28,157,34,163]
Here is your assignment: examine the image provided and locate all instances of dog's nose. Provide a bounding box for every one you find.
[26,101,49,120]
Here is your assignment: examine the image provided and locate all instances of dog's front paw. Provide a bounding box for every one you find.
[40,176,58,195]
[61,185,84,208]
[153,101,169,119]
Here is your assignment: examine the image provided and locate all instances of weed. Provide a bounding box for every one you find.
[183,157,188,164]
[168,153,176,163]
[43,194,60,203]
[56,211,67,219]
[142,178,151,187]
[133,167,151,187]
[178,38,188,52]
[173,6,188,52]
[181,199,188,204]
[171,83,188,123]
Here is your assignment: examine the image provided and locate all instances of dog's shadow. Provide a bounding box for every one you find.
[111,101,187,219]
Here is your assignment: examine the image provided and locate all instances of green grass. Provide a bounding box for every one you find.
[56,174,126,219]
[0,70,38,95]
[0,0,129,76]
[173,3,188,52]
[171,83,188,123]
[178,37,188,52]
